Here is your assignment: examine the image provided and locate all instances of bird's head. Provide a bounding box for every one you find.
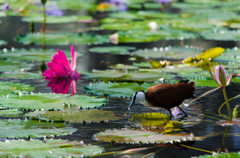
[128,90,146,110]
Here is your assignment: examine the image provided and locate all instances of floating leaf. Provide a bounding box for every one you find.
[51,0,96,10]
[0,110,23,117]
[0,60,34,72]
[0,48,84,61]
[16,33,109,45]
[168,79,219,87]
[109,11,139,20]
[164,121,183,133]
[110,64,138,70]
[0,40,6,45]
[82,69,176,82]
[129,3,162,9]
[84,82,155,98]
[131,112,169,127]
[90,46,136,55]
[0,81,34,96]
[194,152,240,158]
[0,72,42,79]
[22,14,93,23]
[26,110,121,123]
[94,128,194,144]
[133,46,202,59]
[133,62,152,68]
[0,119,76,138]
[201,29,240,41]
[162,66,202,73]
[183,47,225,64]
[0,93,108,110]
[150,61,163,69]
[119,30,197,43]
[0,139,103,158]
[178,71,212,79]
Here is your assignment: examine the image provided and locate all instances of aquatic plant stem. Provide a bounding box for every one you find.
[222,126,230,145]
[222,88,232,121]
[42,5,46,34]
[180,144,213,154]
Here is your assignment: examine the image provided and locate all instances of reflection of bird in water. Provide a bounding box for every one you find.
[128,80,195,119]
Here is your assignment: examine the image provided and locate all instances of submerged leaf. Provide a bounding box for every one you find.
[26,110,121,123]
[0,139,103,158]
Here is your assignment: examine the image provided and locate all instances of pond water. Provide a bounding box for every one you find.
[0,0,240,157]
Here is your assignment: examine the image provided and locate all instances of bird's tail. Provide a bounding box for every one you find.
[177,82,195,99]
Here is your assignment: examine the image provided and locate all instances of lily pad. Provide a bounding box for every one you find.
[129,3,162,9]
[0,93,108,110]
[0,119,76,138]
[0,48,84,61]
[50,0,96,10]
[22,14,93,23]
[0,60,34,72]
[94,128,194,144]
[84,82,156,98]
[133,62,152,68]
[82,69,176,82]
[131,112,169,127]
[162,66,202,73]
[15,33,109,45]
[0,40,6,45]
[201,29,240,41]
[0,110,23,117]
[0,72,42,79]
[0,81,35,96]
[110,64,139,70]
[90,46,136,55]
[26,109,121,123]
[119,30,197,43]
[132,46,202,59]
[194,152,240,158]
[0,139,103,158]
[178,71,212,79]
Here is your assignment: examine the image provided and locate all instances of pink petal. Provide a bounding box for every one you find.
[70,45,77,71]
[57,49,71,70]
[42,70,54,78]
[53,71,69,78]
[70,70,81,80]
[226,70,234,86]
[58,63,71,74]
[209,70,221,87]
[218,65,227,87]
[215,66,221,85]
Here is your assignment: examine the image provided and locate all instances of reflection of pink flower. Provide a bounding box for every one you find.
[42,45,81,79]
[46,77,78,96]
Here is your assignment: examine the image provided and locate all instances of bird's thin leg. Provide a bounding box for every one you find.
[168,109,173,120]
[178,106,189,117]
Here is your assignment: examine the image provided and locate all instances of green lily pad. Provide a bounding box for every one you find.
[26,109,121,123]
[178,71,212,79]
[0,40,6,45]
[0,139,103,158]
[201,29,240,41]
[0,110,23,117]
[171,79,219,87]
[110,64,139,70]
[129,3,162,9]
[0,60,34,72]
[49,0,96,10]
[90,46,136,55]
[82,69,176,82]
[0,119,77,138]
[0,72,42,79]
[0,82,34,96]
[15,33,109,45]
[119,30,197,43]
[109,11,139,20]
[22,14,93,23]
[84,82,155,98]
[133,62,152,68]
[195,152,240,158]
[0,93,108,110]
[0,48,84,61]
[132,46,202,59]
[94,128,194,144]
[162,66,202,73]
[131,112,169,127]
[170,21,217,32]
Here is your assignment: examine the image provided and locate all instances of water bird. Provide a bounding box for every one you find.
[128,80,195,119]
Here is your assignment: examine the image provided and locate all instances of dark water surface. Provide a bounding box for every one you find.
[1,8,240,158]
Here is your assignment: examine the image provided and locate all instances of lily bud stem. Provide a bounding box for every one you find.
[222,88,232,121]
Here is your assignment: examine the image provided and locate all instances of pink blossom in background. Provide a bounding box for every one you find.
[2,3,10,11]
[109,33,119,44]
[42,45,81,79]
[46,77,78,96]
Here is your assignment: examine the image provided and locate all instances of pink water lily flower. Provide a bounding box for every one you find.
[209,65,233,88]
[42,45,81,79]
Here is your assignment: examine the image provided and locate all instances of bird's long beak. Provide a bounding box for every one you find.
[128,99,135,110]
